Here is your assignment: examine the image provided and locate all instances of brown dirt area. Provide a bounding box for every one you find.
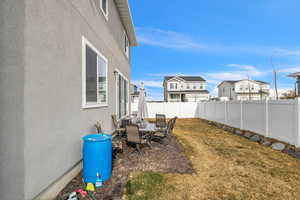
[57,130,193,200]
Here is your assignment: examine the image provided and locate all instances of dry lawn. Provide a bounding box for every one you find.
[126,118,300,200]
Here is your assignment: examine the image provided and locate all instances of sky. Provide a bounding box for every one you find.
[129,0,300,100]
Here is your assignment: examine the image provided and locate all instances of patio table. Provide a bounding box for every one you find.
[138,122,157,133]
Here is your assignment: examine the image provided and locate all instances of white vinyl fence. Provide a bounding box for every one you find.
[132,99,300,147]
[131,102,199,118]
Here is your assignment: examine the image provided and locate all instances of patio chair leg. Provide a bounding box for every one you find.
[136,144,141,154]
[147,140,152,148]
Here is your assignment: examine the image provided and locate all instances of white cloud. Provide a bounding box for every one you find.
[137,27,206,51]
[137,27,300,57]
[205,64,266,83]
[132,80,162,88]
[278,66,300,73]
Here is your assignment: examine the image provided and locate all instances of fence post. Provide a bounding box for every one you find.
[240,101,243,129]
[265,99,269,137]
[296,98,300,147]
[204,102,206,119]
[224,101,227,124]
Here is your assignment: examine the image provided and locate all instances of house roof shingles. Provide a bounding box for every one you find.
[218,79,270,87]
[164,76,206,82]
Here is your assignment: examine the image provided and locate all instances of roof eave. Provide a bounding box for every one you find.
[114,0,138,46]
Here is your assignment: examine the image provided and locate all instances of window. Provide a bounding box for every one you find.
[82,37,108,108]
[116,72,129,119]
[170,94,179,99]
[193,85,197,89]
[187,84,190,89]
[124,32,129,58]
[200,85,203,89]
[170,83,174,89]
[100,0,108,19]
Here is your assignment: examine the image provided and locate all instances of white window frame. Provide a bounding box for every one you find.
[82,36,108,109]
[99,0,108,20]
[123,32,130,58]
[114,69,130,119]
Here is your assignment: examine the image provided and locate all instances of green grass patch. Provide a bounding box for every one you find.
[125,171,174,200]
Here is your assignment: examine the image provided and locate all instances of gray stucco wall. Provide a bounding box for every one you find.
[0,0,25,200]
[0,0,131,199]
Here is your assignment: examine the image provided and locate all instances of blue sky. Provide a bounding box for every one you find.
[129,0,300,100]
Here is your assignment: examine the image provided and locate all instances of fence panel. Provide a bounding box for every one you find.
[226,101,241,128]
[131,99,300,146]
[180,102,199,118]
[268,100,297,145]
[146,103,164,118]
[242,101,267,136]
[214,102,226,124]
[164,103,181,118]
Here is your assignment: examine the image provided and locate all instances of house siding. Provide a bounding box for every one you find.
[0,0,25,200]
[164,77,209,102]
[1,0,132,199]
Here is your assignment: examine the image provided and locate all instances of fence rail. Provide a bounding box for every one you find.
[131,100,300,147]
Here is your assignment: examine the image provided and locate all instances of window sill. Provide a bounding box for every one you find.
[82,104,108,109]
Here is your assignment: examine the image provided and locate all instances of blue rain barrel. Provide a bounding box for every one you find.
[83,134,112,183]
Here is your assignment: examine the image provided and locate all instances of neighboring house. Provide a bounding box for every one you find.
[288,72,300,96]
[0,0,137,200]
[130,84,140,103]
[218,79,270,101]
[163,76,210,102]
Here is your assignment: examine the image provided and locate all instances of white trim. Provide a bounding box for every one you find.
[114,69,130,119]
[123,31,130,58]
[82,36,108,109]
[100,0,109,21]
[167,76,186,83]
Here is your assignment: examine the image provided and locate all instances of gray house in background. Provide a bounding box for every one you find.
[0,0,137,199]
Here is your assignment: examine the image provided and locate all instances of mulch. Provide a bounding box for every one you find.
[57,134,194,200]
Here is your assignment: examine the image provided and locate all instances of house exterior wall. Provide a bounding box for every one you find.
[164,78,209,102]
[218,82,236,100]
[1,0,133,199]
[0,1,25,199]
[185,93,209,101]
[219,80,270,101]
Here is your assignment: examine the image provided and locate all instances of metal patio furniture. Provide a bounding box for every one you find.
[111,114,125,136]
[155,114,167,129]
[170,117,178,134]
[152,118,173,142]
[126,124,150,153]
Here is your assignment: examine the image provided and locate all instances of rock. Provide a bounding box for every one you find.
[261,140,271,146]
[271,142,286,151]
[244,132,252,139]
[250,135,261,142]
[216,123,223,128]
[294,147,300,152]
[235,129,243,135]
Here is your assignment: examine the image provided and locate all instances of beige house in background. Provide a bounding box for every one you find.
[163,76,210,102]
[218,79,270,101]
[0,0,137,199]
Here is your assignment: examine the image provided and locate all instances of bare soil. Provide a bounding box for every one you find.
[57,133,193,200]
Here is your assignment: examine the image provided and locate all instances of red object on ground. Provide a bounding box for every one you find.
[76,189,88,197]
